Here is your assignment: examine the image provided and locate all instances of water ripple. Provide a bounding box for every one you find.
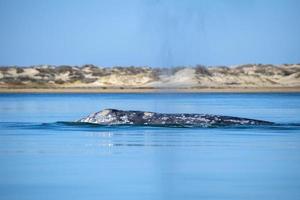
[0,121,299,132]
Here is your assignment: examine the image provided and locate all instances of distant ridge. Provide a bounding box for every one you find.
[0,64,299,90]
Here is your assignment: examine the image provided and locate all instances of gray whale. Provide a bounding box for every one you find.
[77,109,273,127]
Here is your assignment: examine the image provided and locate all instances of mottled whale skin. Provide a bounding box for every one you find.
[77,109,273,127]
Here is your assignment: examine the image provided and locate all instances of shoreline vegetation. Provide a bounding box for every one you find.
[0,64,299,93]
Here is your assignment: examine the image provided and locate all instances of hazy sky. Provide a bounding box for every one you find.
[0,0,299,67]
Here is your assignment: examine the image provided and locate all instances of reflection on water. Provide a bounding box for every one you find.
[0,93,300,200]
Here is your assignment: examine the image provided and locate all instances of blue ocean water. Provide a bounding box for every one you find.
[0,93,300,200]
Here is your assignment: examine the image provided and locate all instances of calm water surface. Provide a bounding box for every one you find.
[0,93,300,200]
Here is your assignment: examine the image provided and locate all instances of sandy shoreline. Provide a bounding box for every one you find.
[0,87,299,93]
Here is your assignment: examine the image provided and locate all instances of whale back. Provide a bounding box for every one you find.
[77,109,273,127]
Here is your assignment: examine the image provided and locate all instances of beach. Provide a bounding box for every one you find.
[0,87,299,93]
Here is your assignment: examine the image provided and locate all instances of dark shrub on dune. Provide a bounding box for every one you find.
[1,77,18,84]
[68,71,85,83]
[54,80,65,84]
[55,65,74,73]
[81,78,98,83]
[81,64,98,69]
[16,68,24,73]
[195,65,211,76]
[90,68,110,77]
[125,66,150,75]
[150,68,161,81]
[36,67,55,74]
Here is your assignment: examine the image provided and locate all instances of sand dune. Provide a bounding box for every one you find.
[0,64,299,91]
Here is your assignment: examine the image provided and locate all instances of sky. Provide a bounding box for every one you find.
[0,0,299,67]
